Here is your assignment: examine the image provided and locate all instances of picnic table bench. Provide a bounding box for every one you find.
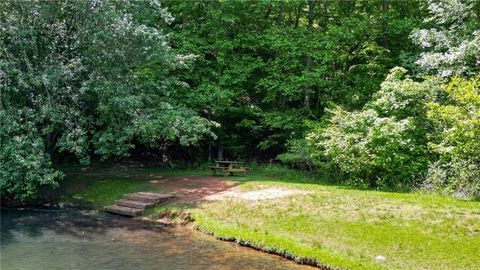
[210,161,249,176]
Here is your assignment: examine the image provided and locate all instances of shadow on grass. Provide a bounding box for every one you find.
[40,163,478,209]
[25,164,479,270]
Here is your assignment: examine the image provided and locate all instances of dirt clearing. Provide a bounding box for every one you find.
[148,176,235,202]
[147,176,308,202]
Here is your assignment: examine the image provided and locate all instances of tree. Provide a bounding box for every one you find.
[165,0,422,159]
[425,76,480,197]
[307,68,440,189]
[410,0,480,77]
[0,0,214,201]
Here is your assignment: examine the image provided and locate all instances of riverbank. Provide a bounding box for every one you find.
[60,165,480,270]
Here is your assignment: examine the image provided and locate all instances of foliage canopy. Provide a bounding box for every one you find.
[1,0,479,201]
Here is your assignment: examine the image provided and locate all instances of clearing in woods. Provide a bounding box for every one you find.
[63,167,480,270]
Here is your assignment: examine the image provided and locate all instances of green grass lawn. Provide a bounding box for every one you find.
[58,165,208,207]
[61,165,480,270]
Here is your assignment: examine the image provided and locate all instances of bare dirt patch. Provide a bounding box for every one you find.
[147,176,309,203]
[148,176,235,202]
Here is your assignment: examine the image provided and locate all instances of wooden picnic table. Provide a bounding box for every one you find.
[210,160,249,176]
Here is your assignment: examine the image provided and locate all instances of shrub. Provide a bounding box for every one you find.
[304,68,441,189]
[425,76,480,198]
[277,138,323,174]
[0,110,62,202]
[424,160,480,199]
[309,108,428,189]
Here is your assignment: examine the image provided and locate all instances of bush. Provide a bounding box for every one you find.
[425,76,480,198]
[0,110,62,202]
[277,138,323,173]
[424,161,480,199]
[303,68,441,189]
[309,108,428,189]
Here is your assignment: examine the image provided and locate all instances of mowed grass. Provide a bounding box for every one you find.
[186,169,480,270]
[58,166,208,207]
[60,166,480,269]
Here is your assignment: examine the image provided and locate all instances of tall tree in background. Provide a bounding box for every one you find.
[1,0,447,201]
[281,0,480,197]
[410,0,480,77]
[165,0,422,159]
[0,0,215,201]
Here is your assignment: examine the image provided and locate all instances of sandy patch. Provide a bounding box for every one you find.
[205,188,309,201]
[148,176,235,202]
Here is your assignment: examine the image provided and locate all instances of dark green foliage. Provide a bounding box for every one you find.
[425,76,480,197]
[280,1,480,196]
[0,109,62,201]
[164,0,422,159]
[1,0,477,200]
[0,0,214,201]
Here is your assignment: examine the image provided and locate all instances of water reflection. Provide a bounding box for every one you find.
[1,209,313,270]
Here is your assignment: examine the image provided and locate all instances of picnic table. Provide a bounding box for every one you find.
[210,160,249,176]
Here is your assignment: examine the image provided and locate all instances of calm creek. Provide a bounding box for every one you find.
[0,208,313,269]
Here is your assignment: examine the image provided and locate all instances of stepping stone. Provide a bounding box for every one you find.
[124,193,174,204]
[104,205,143,217]
[115,199,153,210]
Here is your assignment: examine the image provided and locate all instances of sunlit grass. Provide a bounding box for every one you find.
[72,178,158,207]
[188,173,480,270]
[61,165,480,269]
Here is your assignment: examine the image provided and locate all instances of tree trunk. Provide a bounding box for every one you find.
[304,0,315,110]
[320,1,328,30]
[208,139,212,162]
[382,0,389,49]
[45,131,56,157]
[265,4,272,20]
[400,0,407,18]
[304,56,311,110]
[294,2,302,28]
[277,3,284,25]
[316,89,321,110]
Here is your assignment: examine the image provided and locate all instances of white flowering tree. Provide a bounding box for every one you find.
[0,0,215,201]
[410,0,480,77]
[307,68,441,188]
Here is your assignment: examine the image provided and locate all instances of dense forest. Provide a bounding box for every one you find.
[1,0,479,202]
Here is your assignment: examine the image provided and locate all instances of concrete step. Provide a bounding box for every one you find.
[115,199,153,209]
[104,205,143,217]
[124,192,174,203]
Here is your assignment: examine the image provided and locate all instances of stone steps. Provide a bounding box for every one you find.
[125,193,173,203]
[104,205,144,217]
[115,199,153,209]
[105,192,173,217]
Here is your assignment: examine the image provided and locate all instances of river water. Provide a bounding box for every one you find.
[0,208,312,270]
